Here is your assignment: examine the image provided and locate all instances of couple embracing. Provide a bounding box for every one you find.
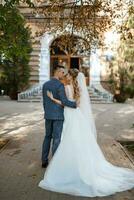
[39,65,134,197]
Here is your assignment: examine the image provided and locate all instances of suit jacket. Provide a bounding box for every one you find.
[42,78,76,120]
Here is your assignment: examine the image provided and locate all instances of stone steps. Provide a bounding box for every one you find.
[18,91,112,104]
[18,83,113,103]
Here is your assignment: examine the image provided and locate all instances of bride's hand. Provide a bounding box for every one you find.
[47,91,54,100]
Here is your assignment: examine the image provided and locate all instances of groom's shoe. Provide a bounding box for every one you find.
[42,162,48,168]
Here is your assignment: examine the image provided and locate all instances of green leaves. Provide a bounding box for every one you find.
[0,6,32,99]
[2,0,34,8]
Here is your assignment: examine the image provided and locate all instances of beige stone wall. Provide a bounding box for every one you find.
[19,5,42,86]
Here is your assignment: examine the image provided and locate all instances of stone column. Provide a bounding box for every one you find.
[90,49,101,86]
[39,33,54,84]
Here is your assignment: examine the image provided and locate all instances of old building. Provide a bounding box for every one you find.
[18,3,113,102]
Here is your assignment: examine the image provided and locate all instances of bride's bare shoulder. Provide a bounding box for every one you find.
[65,84,71,89]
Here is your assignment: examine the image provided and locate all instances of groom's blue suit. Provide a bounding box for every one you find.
[42,78,76,163]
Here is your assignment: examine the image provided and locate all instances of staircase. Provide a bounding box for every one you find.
[18,84,113,104]
[88,86,113,103]
[18,84,43,102]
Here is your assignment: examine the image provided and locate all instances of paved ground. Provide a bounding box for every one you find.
[0,100,134,200]
[0,100,134,140]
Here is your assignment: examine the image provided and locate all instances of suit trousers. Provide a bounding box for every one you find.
[42,119,64,163]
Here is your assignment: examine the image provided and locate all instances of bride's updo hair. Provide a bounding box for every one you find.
[68,68,80,101]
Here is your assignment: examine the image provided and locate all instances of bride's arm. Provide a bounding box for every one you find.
[47,91,63,106]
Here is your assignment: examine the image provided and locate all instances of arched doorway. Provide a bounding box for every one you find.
[50,35,90,85]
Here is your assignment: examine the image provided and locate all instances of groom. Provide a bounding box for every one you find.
[41,65,77,168]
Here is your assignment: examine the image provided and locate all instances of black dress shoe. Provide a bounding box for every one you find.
[42,162,48,168]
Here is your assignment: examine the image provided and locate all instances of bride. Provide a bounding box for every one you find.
[38,69,134,197]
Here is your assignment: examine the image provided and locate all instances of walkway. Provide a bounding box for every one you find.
[0,100,134,200]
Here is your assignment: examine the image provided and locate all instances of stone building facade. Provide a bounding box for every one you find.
[19,4,108,86]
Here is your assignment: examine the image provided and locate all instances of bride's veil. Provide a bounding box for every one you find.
[77,72,97,139]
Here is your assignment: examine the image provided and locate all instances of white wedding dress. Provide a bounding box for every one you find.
[39,73,134,197]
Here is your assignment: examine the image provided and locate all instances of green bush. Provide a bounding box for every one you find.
[107,10,134,103]
[124,85,134,98]
[113,94,127,103]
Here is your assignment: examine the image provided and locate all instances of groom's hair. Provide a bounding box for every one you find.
[53,65,65,73]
